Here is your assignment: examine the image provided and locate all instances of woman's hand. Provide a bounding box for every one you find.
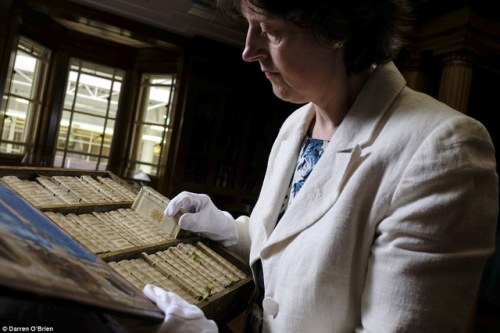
[143,284,218,333]
[165,191,238,246]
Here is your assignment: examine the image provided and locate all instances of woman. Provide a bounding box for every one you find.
[143,0,499,332]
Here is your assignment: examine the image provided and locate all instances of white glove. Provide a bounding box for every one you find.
[143,284,218,333]
[165,191,238,246]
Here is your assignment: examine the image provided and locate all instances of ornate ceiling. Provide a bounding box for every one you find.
[68,0,246,47]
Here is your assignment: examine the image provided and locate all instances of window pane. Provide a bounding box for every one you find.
[53,151,64,168]
[142,87,170,125]
[0,142,26,154]
[6,97,28,119]
[2,113,24,146]
[109,85,120,117]
[137,125,162,164]
[69,127,103,154]
[73,73,111,116]
[1,96,7,111]
[58,111,71,149]
[64,152,97,170]
[128,73,176,180]
[55,59,122,170]
[64,72,78,109]
[0,37,50,155]
[135,162,157,177]
[149,75,174,85]
[72,112,105,131]
[98,158,108,171]
[12,52,36,98]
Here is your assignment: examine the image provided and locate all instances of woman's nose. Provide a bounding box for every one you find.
[242,29,266,62]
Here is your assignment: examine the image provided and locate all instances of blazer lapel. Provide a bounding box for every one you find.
[262,144,363,255]
[249,105,315,264]
[260,61,406,255]
[260,138,300,237]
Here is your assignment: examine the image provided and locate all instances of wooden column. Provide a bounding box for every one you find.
[438,53,474,113]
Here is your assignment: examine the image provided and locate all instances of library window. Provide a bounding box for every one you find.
[128,73,177,178]
[0,37,50,156]
[54,59,124,170]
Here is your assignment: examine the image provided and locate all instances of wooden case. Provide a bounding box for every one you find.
[0,166,252,323]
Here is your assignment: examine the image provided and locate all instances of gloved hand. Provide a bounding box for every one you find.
[143,284,218,333]
[165,191,238,246]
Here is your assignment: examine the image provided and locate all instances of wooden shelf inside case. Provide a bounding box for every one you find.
[0,167,137,210]
[106,238,253,323]
[40,202,132,214]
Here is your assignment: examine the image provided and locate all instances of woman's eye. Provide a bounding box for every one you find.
[261,30,281,44]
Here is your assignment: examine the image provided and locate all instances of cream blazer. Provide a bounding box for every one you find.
[230,62,498,333]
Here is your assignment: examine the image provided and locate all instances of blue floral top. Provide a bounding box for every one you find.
[279,136,329,216]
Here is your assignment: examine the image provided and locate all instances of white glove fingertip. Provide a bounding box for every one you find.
[165,203,176,217]
[167,195,187,216]
[178,214,198,232]
[144,284,163,298]
[143,283,154,297]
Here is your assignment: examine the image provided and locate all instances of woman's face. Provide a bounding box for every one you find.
[241,1,345,105]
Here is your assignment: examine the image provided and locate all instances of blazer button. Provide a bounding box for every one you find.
[262,296,279,317]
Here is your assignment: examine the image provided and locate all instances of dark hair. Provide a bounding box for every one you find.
[217,0,413,75]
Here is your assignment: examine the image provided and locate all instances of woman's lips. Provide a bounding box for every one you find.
[264,71,278,79]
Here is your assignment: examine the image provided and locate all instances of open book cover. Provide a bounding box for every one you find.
[0,182,164,320]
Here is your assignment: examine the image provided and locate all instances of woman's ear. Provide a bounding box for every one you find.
[332,40,345,49]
